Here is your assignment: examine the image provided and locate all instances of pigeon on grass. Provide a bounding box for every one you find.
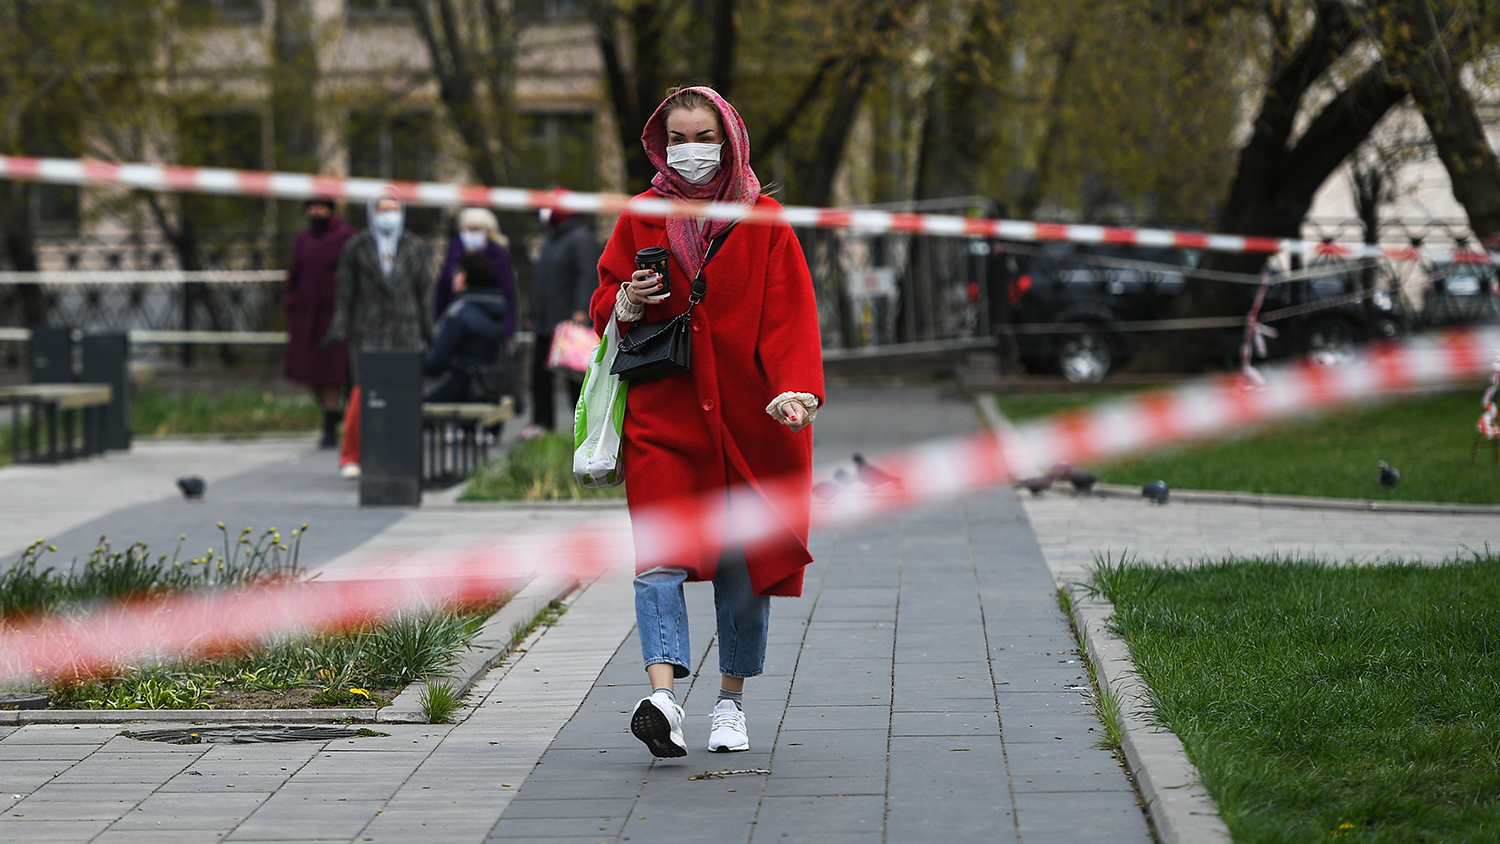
[1378,461,1400,488]
[177,476,206,500]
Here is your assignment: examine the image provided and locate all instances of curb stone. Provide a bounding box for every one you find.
[1067,587,1233,844]
[1090,482,1500,516]
[0,707,376,726]
[378,572,579,723]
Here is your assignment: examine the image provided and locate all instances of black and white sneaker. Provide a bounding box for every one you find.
[631,692,687,758]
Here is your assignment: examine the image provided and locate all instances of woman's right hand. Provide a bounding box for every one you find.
[623,269,667,306]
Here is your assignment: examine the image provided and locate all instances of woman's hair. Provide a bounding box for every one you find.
[661,87,720,126]
[459,252,496,290]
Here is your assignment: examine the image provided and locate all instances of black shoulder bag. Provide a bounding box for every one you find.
[610,231,730,384]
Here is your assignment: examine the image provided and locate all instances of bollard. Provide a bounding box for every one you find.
[81,332,131,451]
[358,349,423,507]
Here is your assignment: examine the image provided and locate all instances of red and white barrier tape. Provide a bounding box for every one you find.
[2,154,1496,266]
[2,326,1497,683]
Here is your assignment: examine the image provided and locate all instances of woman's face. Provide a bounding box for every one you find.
[665,106,723,147]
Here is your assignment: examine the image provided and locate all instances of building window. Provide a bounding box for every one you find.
[513,111,597,190]
[347,111,438,233]
[180,0,264,23]
[178,111,268,235]
[515,0,587,23]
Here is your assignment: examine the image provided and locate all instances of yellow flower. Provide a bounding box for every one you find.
[1333,822,1355,838]
[349,688,371,699]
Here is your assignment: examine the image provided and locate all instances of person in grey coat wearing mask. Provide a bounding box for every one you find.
[322,192,435,477]
[524,208,601,433]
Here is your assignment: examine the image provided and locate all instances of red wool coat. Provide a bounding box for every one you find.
[592,195,824,597]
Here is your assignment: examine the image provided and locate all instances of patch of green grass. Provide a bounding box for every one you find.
[1093,553,1500,842]
[1100,390,1500,504]
[133,388,320,437]
[419,681,461,723]
[461,433,626,501]
[996,388,1149,422]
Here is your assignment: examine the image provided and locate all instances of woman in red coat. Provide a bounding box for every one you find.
[591,87,823,759]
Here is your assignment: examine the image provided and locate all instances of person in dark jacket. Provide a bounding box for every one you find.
[434,206,518,326]
[525,208,601,433]
[322,192,435,478]
[424,252,509,404]
[283,198,357,447]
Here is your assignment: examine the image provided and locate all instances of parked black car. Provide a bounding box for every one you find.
[990,243,1405,381]
[1421,259,1499,327]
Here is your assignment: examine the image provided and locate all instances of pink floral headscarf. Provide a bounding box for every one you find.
[642,86,761,280]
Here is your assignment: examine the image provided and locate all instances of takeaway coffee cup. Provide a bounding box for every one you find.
[635,246,671,300]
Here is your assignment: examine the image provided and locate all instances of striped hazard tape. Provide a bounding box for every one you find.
[1,154,1496,266]
[2,326,1496,683]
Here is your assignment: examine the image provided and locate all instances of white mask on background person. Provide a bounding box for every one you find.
[666,143,723,185]
[459,230,487,252]
[538,207,552,224]
[373,209,402,233]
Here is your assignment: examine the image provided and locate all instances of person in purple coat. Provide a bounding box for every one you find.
[283,198,357,447]
[435,207,518,339]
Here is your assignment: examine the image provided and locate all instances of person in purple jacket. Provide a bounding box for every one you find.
[435,207,518,338]
[283,198,357,448]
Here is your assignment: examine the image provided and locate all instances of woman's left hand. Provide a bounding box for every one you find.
[779,400,811,432]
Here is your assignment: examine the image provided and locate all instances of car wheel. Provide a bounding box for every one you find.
[1304,318,1360,366]
[1057,331,1112,383]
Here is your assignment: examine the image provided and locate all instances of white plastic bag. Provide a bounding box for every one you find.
[573,316,628,488]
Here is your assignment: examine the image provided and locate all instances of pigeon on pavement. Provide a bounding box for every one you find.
[814,468,853,501]
[1378,460,1401,488]
[1017,475,1051,496]
[1069,469,1098,494]
[1141,479,1169,504]
[853,453,900,489]
[177,476,206,500]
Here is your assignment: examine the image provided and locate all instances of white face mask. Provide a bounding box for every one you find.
[459,230,487,252]
[373,209,402,233]
[666,142,723,185]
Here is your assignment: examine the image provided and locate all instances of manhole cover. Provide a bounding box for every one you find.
[123,725,386,745]
[0,692,48,710]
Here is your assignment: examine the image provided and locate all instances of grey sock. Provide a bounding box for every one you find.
[717,688,743,708]
[651,687,676,705]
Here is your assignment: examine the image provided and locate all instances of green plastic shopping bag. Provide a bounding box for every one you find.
[573,316,628,487]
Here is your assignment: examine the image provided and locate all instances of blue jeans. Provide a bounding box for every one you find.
[635,546,770,680]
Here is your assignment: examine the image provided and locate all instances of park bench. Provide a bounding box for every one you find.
[421,396,516,487]
[0,383,113,464]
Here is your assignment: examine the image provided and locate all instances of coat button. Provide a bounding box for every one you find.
[702,400,715,412]
[692,321,702,333]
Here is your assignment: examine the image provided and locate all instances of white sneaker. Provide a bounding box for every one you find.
[631,692,686,758]
[339,463,361,479]
[707,699,749,752]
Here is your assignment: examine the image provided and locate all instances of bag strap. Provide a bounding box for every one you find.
[688,227,734,306]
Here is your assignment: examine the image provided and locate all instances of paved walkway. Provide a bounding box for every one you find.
[0,386,1152,843]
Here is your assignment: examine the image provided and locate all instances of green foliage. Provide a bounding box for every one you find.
[419,681,461,724]
[461,433,625,501]
[132,389,321,437]
[1102,389,1500,505]
[1096,553,1500,842]
[0,525,303,620]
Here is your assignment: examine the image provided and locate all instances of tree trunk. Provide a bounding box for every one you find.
[271,0,320,263]
[1395,0,1500,245]
[411,0,503,186]
[590,0,659,192]
[914,0,1002,203]
[706,0,736,97]
[0,182,45,325]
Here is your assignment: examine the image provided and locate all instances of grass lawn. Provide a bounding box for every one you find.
[462,433,626,501]
[133,388,321,437]
[1091,555,1500,843]
[998,388,1500,505]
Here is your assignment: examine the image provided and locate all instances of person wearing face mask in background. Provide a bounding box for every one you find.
[523,204,601,434]
[593,86,823,759]
[435,207,517,329]
[284,198,357,448]
[322,193,435,478]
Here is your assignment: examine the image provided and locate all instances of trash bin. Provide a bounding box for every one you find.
[358,349,423,507]
[81,332,131,451]
[29,326,77,384]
